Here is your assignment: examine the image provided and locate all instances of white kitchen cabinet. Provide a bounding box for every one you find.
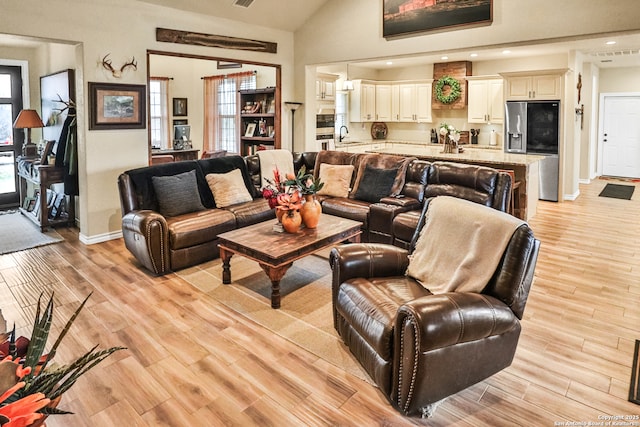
[504,74,562,100]
[350,80,376,122]
[316,73,338,101]
[467,77,504,124]
[396,81,433,123]
[375,84,393,122]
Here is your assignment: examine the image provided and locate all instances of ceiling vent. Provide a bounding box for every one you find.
[233,0,254,7]
[589,49,640,58]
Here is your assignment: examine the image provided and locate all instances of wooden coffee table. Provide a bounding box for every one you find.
[217,214,362,309]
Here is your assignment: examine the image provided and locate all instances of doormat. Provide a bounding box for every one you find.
[598,183,635,200]
[0,212,63,254]
[631,340,640,405]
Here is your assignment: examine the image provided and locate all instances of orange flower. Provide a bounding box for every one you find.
[0,392,50,427]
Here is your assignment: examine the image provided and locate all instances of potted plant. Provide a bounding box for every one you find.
[0,292,125,426]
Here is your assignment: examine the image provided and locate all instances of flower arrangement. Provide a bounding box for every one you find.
[439,123,461,153]
[0,293,125,425]
[283,166,324,196]
[261,168,302,212]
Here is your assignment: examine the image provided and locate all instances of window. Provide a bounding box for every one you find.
[204,72,256,154]
[149,78,169,149]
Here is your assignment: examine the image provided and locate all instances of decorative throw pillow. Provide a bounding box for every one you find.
[205,169,253,208]
[316,163,354,198]
[152,170,205,217]
[353,164,398,203]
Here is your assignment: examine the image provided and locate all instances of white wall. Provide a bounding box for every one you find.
[2,0,294,242]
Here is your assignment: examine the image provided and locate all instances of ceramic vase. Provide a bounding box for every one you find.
[281,209,302,233]
[300,194,321,229]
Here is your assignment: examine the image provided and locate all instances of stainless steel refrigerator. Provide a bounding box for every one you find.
[505,101,560,202]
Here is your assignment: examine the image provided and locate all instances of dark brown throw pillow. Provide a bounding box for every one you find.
[152,170,205,217]
[353,164,398,203]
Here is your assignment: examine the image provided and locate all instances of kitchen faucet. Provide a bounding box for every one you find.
[339,125,349,142]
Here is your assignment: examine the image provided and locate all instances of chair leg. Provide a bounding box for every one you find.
[420,398,445,418]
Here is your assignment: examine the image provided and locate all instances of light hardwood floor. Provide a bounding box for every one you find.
[1,178,639,426]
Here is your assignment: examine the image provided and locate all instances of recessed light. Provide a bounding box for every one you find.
[606,41,617,45]
[441,56,449,60]
[470,53,478,57]
[386,61,393,65]
[502,50,511,55]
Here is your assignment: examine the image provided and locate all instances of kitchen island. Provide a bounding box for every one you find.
[339,141,543,220]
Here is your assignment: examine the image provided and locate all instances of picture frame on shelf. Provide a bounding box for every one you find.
[383,0,492,39]
[39,140,56,165]
[245,123,256,137]
[173,98,188,116]
[88,82,146,130]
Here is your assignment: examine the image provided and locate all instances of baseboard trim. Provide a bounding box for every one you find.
[79,230,123,245]
[579,178,591,185]
[564,190,580,201]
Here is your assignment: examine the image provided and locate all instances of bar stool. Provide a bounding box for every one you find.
[500,169,521,218]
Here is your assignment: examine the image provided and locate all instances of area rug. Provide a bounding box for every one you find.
[598,183,635,200]
[0,212,63,255]
[176,248,373,384]
[631,340,640,405]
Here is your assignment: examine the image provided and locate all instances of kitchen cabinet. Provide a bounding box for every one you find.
[467,77,504,124]
[350,80,376,122]
[375,84,393,122]
[504,73,563,100]
[397,82,433,123]
[316,73,338,101]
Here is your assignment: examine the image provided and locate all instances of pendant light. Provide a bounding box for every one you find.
[343,63,354,91]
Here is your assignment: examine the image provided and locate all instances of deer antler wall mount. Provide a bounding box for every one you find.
[101,54,137,78]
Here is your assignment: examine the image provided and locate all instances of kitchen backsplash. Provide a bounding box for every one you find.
[347,109,503,147]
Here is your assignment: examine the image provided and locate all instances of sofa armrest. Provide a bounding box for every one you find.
[396,292,519,353]
[369,198,421,237]
[378,196,421,209]
[329,243,409,327]
[122,210,170,275]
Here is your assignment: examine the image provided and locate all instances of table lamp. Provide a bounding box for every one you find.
[13,109,44,157]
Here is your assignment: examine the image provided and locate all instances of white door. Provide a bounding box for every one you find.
[602,95,640,178]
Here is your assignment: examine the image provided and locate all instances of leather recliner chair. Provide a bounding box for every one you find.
[329,200,540,417]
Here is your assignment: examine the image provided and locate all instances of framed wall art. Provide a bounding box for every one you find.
[383,0,492,39]
[88,82,146,130]
[40,69,75,143]
[173,97,188,117]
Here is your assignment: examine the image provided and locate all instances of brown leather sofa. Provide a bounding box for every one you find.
[118,150,513,275]
[369,161,512,249]
[329,204,540,417]
[118,156,273,275]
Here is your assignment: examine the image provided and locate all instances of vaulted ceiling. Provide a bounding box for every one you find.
[136,0,331,32]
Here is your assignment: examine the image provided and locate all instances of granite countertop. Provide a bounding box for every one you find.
[335,139,503,150]
[371,144,544,166]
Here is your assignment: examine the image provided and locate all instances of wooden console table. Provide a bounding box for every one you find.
[151,148,200,162]
[17,162,75,231]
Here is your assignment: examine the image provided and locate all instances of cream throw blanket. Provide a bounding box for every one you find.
[257,149,295,189]
[407,196,525,294]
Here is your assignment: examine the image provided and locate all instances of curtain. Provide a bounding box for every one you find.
[203,71,256,154]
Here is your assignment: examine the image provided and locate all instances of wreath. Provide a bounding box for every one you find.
[435,76,461,104]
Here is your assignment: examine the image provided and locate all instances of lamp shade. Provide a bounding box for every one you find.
[13,109,44,129]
